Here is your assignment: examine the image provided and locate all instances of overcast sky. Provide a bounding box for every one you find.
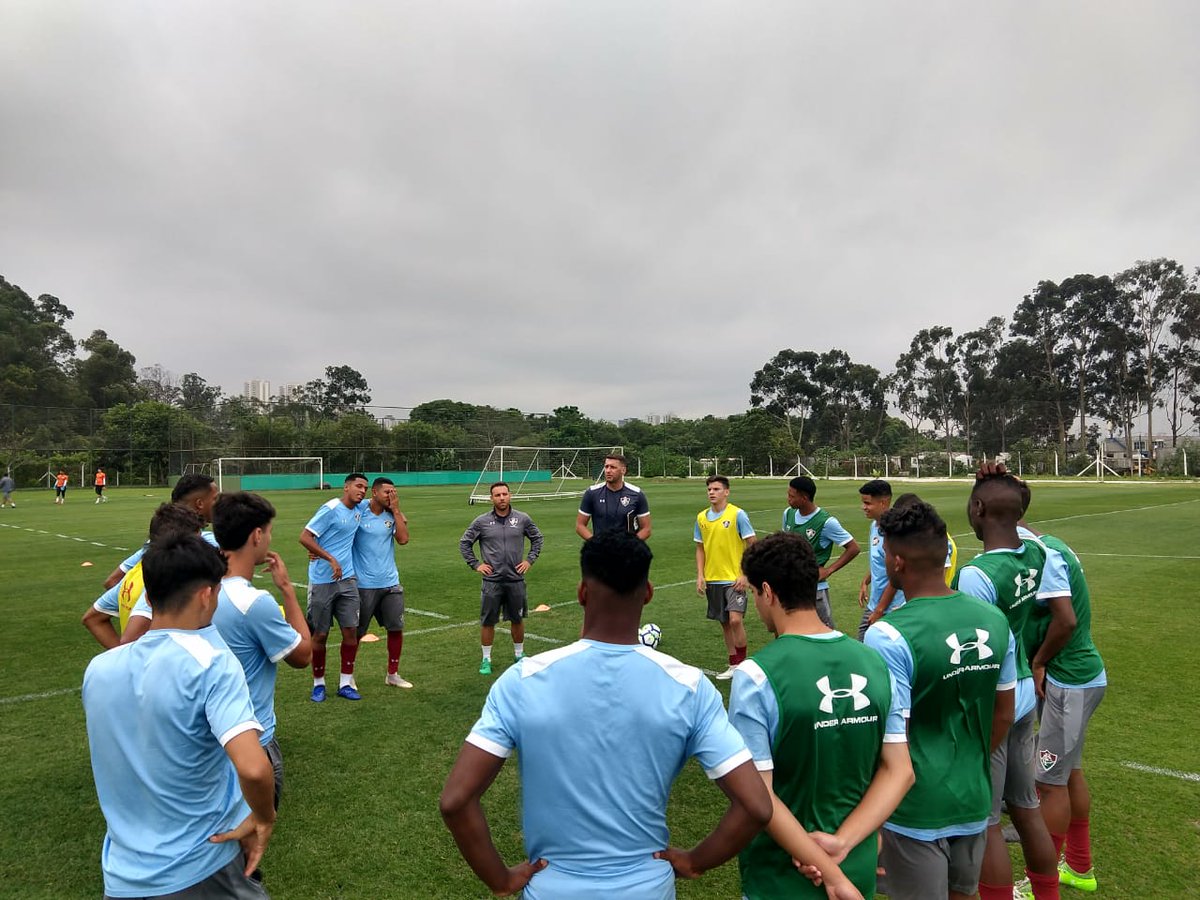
[2,2,1197,421]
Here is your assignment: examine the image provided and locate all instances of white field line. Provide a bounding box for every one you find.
[0,522,129,552]
[1121,761,1200,783]
[0,687,80,706]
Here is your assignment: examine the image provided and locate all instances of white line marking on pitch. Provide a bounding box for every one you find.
[1121,762,1200,783]
[0,687,80,706]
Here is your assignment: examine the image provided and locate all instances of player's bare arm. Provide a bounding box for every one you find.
[299,528,341,580]
[440,743,548,895]
[811,741,914,865]
[635,514,652,541]
[1031,596,1077,698]
[212,729,277,876]
[119,615,151,645]
[102,567,125,591]
[695,544,707,595]
[81,607,119,650]
[574,512,593,541]
[263,551,312,668]
[990,687,1015,753]
[819,539,860,582]
[653,759,771,878]
[387,489,410,545]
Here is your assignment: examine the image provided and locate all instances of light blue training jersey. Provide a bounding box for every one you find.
[82,626,261,897]
[955,541,1071,720]
[728,630,907,767]
[304,498,363,584]
[866,520,907,612]
[119,531,219,572]
[781,509,853,591]
[865,618,1018,840]
[467,640,751,900]
[92,577,149,623]
[352,503,400,589]
[213,576,302,745]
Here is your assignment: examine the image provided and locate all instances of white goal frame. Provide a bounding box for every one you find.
[214,457,324,493]
[468,446,623,504]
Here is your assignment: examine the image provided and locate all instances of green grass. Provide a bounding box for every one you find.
[1,478,1197,898]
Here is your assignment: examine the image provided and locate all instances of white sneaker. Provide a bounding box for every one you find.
[385,673,413,688]
[715,666,737,680]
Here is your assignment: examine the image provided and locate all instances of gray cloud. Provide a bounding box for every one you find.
[2,1,1196,420]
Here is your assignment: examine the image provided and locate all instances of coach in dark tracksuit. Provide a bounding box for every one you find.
[458,481,544,676]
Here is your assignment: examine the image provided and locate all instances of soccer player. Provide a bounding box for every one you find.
[440,530,772,898]
[353,477,412,688]
[731,531,914,900]
[1015,481,1106,893]
[856,479,903,640]
[102,473,220,589]
[300,473,369,702]
[575,453,651,540]
[1,471,16,507]
[54,469,68,503]
[94,466,108,503]
[82,504,204,649]
[957,472,1070,900]
[459,482,544,675]
[82,532,276,898]
[782,476,860,629]
[213,491,312,810]
[694,475,757,679]
[865,500,1017,900]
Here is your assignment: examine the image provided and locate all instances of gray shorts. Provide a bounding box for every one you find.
[879,827,986,899]
[856,607,872,641]
[705,584,747,623]
[307,578,360,633]
[989,708,1040,824]
[357,586,405,635]
[481,580,526,626]
[815,587,834,629]
[1036,681,1105,785]
[265,736,283,812]
[105,852,270,899]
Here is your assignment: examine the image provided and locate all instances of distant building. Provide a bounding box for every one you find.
[275,383,301,402]
[243,380,270,403]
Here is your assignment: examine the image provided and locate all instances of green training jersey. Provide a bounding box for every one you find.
[1025,533,1104,685]
[954,539,1049,681]
[783,507,833,567]
[738,634,892,900]
[871,593,1011,831]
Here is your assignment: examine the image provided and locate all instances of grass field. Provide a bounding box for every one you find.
[1,477,1198,899]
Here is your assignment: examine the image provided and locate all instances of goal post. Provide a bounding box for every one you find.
[214,457,324,493]
[468,446,623,504]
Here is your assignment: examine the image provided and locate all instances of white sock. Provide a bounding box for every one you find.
[481,645,492,661]
[313,676,326,688]
[513,643,524,658]
[339,673,354,688]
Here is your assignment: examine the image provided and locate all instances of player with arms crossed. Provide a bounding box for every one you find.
[459,482,544,675]
[353,477,412,688]
[213,491,312,811]
[865,500,1018,900]
[299,473,368,702]
[694,475,756,679]
[957,472,1070,900]
[782,476,859,629]
[1015,480,1106,893]
[440,530,771,899]
[82,532,276,898]
[730,531,914,900]
[575,453,651,540]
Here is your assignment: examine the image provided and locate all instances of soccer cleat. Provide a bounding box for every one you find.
[1012,877,1032,900]
[514,653,525,663]
[385,674,413,688]
[1059,861,1097,892]
[310,685,326,703]
[336,685,362,701]
[478,659,492,675]
[715,665,737,680]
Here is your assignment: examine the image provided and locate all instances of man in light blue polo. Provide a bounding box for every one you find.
[441,530,771,899]
[299,473,368,702]
[82,532,277,899]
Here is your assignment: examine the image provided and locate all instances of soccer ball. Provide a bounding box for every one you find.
[638,622,662,649]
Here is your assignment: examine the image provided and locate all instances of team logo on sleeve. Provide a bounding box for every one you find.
[816,674,870,714]
[1039,749,1059,771]
[945,629,994,665]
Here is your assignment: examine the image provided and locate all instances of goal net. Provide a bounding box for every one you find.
[468,446,623,504]
[214,457,324,493]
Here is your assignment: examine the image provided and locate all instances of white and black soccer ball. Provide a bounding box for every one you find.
[637,622,662,649]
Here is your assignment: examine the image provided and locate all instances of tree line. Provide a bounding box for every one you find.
[2,257,1197,484]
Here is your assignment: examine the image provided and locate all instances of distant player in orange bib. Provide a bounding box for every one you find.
[94,467,108,503]
[54,470,69,504]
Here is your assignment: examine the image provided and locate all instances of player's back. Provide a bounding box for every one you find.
[474,639,746,899]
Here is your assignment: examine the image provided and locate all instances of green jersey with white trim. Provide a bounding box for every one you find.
[783,507,833,567]
[1025,534,1104,685]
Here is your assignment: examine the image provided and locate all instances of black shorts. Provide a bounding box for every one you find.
[480,581,527,626]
